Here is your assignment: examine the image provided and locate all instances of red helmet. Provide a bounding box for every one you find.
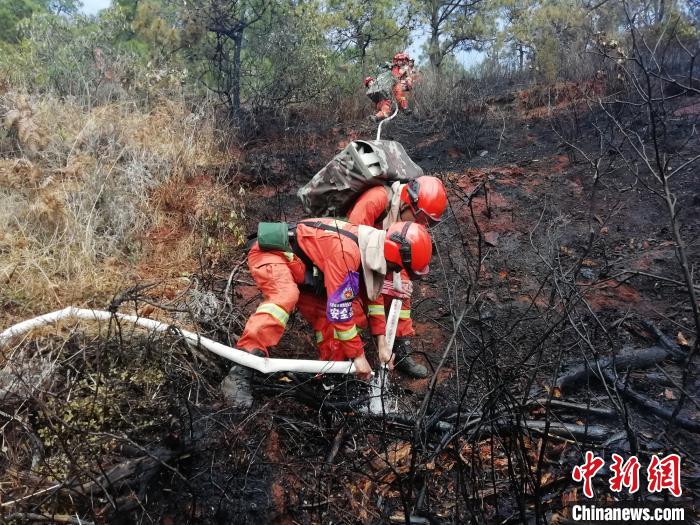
[384,221,433,279]
[400,176,448,224]
[364,76,374,87]
[393,52,410,63]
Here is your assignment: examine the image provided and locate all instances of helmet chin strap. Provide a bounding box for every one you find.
[390,221,421,279]
[386,261,402,273]
[406,179,420,209]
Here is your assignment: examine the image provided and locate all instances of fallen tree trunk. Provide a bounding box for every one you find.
[599,369,700,433]
[500,419,609,442]
[531,398,618,419]
[435,417,609,443]
[0,513,94,525]
[0,447,192,512]
[73,446,191,497]
[555,346,670,391]
[554,345,699,433]
[642,321,688,360]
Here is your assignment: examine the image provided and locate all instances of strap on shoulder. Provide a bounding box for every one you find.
[298,220,359,244]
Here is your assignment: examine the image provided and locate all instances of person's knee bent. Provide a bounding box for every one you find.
[271,281,300,313]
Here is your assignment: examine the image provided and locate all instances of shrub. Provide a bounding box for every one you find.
[0,92,241,323]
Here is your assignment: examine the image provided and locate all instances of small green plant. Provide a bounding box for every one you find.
[33,335,173,483]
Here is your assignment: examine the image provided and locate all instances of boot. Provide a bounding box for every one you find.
[221,349,265,409]
[393,338,428,379]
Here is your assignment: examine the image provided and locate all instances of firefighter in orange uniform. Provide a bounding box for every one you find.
[224,219,434,408]
[390,52,415,114]
[365,76,393,122]
[347,176,447,378]
[365,52,417,122]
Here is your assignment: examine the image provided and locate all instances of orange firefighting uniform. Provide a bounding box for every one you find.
[237,219,386,361]
[374,64,414,119]
[347,186,415,337]
[392,64,412,111]
[375,99,393,120]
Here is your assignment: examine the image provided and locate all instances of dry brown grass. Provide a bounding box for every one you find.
[3,95,46,154]
[0,93,242,327]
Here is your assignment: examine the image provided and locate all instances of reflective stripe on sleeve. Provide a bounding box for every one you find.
[399,309,411,320]
[315,331,323,343]
[368,304,385,316]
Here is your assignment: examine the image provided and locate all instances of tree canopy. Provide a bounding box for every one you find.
[0,0,697,111]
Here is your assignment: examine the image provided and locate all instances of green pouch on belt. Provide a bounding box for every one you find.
[257,222,291,252]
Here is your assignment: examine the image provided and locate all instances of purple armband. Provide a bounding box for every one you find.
[327,272,359,322]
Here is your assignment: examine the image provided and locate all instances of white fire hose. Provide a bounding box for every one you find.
[368,272,402,414]
[376,103,399,141]
[0,307,356,375]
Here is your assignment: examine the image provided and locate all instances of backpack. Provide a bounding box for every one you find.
[297,139,424,216]
[366,70,395,103]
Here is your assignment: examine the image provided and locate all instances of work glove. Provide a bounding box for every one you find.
[380,279,413,300]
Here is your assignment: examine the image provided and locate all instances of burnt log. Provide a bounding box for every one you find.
[531,399,617,418]
[555,346,670,391]
[600,370,700,433]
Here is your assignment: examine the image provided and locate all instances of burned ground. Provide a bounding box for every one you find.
[1,88,698,524]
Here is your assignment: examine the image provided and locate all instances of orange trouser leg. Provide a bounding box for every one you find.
[237,254,300,355]
[392,83,409,110]
[376,99,392,118]
[295,291,348,361]
[384,294,414,337]
[296,292,333,359]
